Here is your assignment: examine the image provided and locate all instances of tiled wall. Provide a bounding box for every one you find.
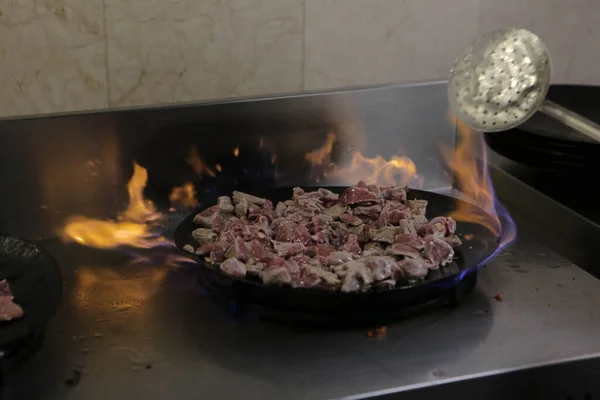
[1,0,599,117]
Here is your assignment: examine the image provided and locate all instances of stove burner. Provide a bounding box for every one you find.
[0,235,62,386]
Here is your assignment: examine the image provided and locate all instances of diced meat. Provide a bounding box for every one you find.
[272,241,305,257]
[394,233,425,249]
[398,219,417,235]
[362,242,385,256]
[423,236,455,267]
[363,256,397,281]
[324,203,348,219]
[220,258,247,277]
[418,216,457,238]
[246,262,264,276]
[262,266,292,285]
[304,243,335,257]
[225,237,252,263]
[300,263,340,287]
[379,201,410,225]
[191,183,467,292]
[0,279,24,321]
[353,205,382,219]
[339,261,373,292]
[342,234,361,254]
[397,257,430,279]
[249,239,273,262]
[407,199,427,216]
[193,205,220,227]
[275,201,287,217]
[370,226,401,243]
[385,243,421,258]
[192,228,217,245]
[443,235,463,248]
[340,213,363,226]
[217,196,234,213]
[326,251,354,266]
[235,198,249,218]
[183,244,195,254]
[340,187,381,206]
[318,188,339,202]
[232,191,267,206]
[381,186,407,203]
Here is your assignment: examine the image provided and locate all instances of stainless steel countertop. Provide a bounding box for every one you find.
[5,232,600,400]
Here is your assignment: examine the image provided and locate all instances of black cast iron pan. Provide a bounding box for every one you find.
[0,235,62,351]
[174,187,501,325]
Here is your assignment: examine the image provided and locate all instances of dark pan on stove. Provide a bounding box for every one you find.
[0,235,62,350]
[174,187,500,325]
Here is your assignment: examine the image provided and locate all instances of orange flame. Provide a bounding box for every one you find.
[168,182,198,209]
[233,147,240,157]
[441,112,514,240]
[306,133,417,186]
[186,146,216,177]
[61,163,168,249]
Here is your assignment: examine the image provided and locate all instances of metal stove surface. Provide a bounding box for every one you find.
[4,231,600,400]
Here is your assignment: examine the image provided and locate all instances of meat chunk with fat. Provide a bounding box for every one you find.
[0,279,24,321]
[232,191,268,206]
[220,258,247,278]
[192,228,217,245]
[423,236,455,267]
[272,241,305,257]
[217,196,234,213]
[340,187,381,206]
[193,205,220,228]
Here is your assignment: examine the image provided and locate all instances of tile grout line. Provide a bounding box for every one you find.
[102,0,111,108]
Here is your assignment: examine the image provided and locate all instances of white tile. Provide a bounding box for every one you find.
[0,0,108,117]
[105,0,303,107]
[479,0,600,84]
[304,0,480,90]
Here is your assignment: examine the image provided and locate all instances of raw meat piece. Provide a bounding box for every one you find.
[326,251,355,266]
[342,234,361,254]
[262,266,292,285]
[249,239,273,262]
[374,279,396,289]
[418,216,457,238]
[292,187,305,199]
[340,187,381,206]
[304,243,335,257]
[379,201,410,225]
[225,237,252,262]
[217,196,234,213]
[340,213,363,226]
[443,235,463,248]
[423,236,455,267]
[272,241,305,257]
[406,199,427,216]
[324,203,348,219]
[275,202,287,217]
[220,258,246,277]
[284,259,301,275]
[363,256,397,281]
[397,257,430,279]
[209,242,229,264]
[318,188,339,202]
[246,262,264,276]
[232,191,267,206]
[362,242,385,256]
[353,205,382,219]
[192,228,217,245]
[381,186,407,203]
[339,261,373,292]
[385,243,421,258]
[183,244,195,254]
[0,279,23,320]
[394,233,425,249]
[370,227,401,244]
[193,205,220,227]
[303,261,340,286]
[398,219,417,235]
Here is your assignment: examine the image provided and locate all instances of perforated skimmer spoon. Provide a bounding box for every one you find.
[448,27,600,142]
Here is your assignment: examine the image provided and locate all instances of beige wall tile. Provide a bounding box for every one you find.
[105,0,303,107]
[304,0,480,90]
[479,0,600,84]
[0,0,107,117]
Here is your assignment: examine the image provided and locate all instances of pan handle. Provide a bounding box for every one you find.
[539,100,600,143]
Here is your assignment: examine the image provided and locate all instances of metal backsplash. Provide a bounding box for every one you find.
[0,81,455,239]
